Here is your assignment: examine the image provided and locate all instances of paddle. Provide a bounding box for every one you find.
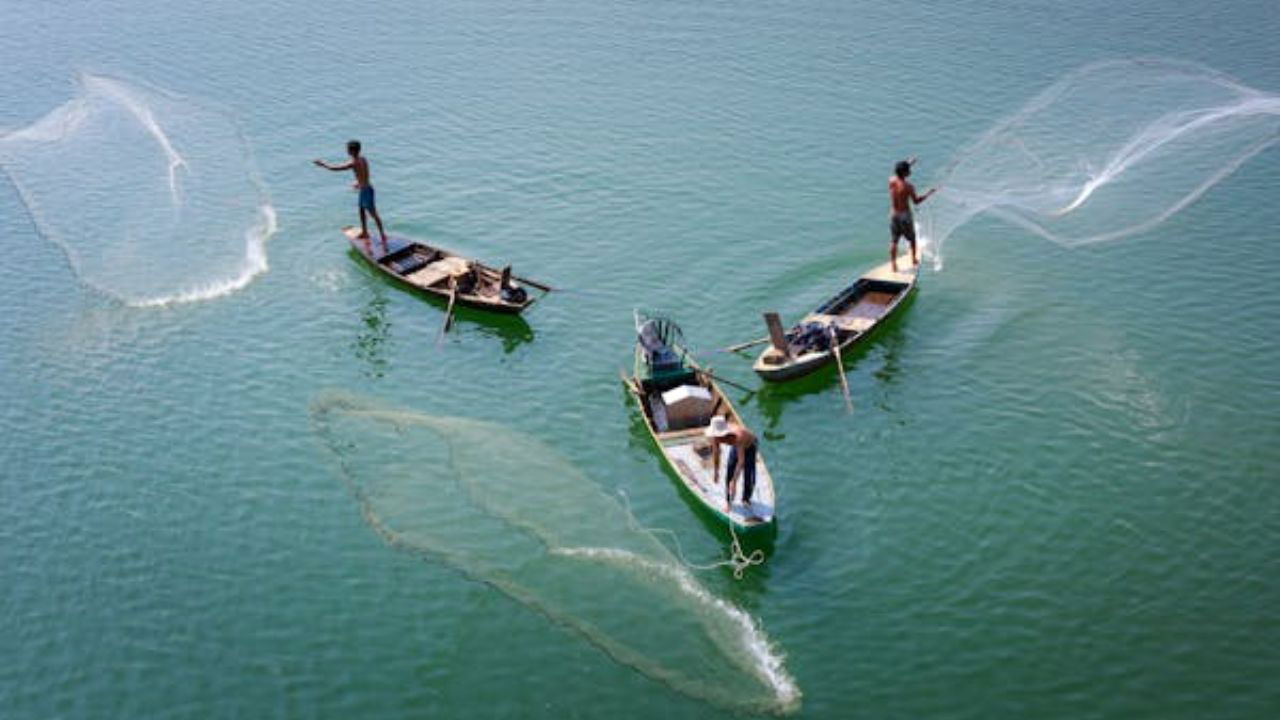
[543,286,609,298]
[719,336,770,354]
[828,325,854,414]
[697,367,755,394]
[437,285,458,344]
[682,349,752,394]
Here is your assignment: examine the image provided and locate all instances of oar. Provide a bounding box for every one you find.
[698,367,755,394]
[829,325,854,414]
[437,285,458,343]
[720,336,770,354]
[544,286,609,298]
[691,343,757,389]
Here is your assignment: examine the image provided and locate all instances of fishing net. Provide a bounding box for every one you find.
[922,59,1280,266]
[310,393,800,714]
[0,73,275,306]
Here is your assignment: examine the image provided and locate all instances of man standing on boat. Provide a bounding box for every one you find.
[889,157,936,273]
[707,415,758,510]
[314,140,389,251]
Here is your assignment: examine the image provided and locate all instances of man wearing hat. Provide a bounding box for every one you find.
[706,415,759,510]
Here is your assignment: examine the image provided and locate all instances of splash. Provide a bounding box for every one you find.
[310,393,801,714]
[922,59,1280,267]
[0,73,275,306]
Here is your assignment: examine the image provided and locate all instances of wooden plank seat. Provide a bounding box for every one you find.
[403,256,473,289]
[656,425,711,441]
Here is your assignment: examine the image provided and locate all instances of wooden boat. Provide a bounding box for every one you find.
[623,310,776,532]
[344,226,550,314]
[752,250,919,382]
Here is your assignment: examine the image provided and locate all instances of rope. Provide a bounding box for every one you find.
[615,488,765,580]
[724,515,766,580]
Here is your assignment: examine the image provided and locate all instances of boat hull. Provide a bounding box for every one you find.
[624,357,776,532]
[344,227,548,314]
[753,252,919,382]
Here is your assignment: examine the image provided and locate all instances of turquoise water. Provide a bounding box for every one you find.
[2,1,1279,718]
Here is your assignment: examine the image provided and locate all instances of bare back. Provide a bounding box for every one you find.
[728,426,757,452]
[889,175,915,215]
[711,425,757,462]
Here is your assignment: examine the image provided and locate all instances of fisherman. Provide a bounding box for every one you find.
[314,140,389,250]
[707,415,758,510]
[888,157,937,273]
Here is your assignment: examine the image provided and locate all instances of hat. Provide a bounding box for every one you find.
[705,415,731,438]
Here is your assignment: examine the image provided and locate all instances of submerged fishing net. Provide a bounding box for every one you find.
[922,58,1280,266]
[310,393,800,715]
[0,73,275,306]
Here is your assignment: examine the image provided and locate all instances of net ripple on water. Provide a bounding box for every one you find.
[310,393,801,715]
[922,58,1280,265]
[0,73,276,307]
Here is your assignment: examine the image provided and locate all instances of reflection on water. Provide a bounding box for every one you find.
[453,307,535,354]
[352,290,391,379]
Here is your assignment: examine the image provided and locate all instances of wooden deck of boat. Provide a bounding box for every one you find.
[661,435,776,521]
[624,353,777,528]
[344,227,417,262]
[343,226,552,315]
[860,250,920,284]
[752,247,921,381]
[795,251,917,325]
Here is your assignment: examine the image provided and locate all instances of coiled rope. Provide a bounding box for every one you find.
[616,488,764,580]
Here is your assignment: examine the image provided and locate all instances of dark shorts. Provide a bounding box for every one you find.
[726,443,758,504]
[358,185,377,211]
[890,211,915,243]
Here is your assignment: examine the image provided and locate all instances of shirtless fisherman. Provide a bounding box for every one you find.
[707,415,759,512]
[888,157,937,273]
[314,140,389,250]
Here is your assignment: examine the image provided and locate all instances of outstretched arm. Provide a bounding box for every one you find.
[912,186,937,205]
[313,159,354,171]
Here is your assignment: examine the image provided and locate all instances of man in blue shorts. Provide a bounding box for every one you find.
[314,140,389,250]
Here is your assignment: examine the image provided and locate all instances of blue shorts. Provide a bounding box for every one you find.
[358,185,377,211]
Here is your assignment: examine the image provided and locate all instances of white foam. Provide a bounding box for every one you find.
[2,97,90,144]
[922,58,1280,264]
[83,74,190,206]
[0,72,274,307]
[554,546,802,713]
[311,397,804,715]
[127,204,276,308]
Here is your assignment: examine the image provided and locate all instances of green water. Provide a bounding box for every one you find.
[2,1,1278,718]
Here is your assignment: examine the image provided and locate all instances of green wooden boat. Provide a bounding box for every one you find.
[623,310,776,532]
